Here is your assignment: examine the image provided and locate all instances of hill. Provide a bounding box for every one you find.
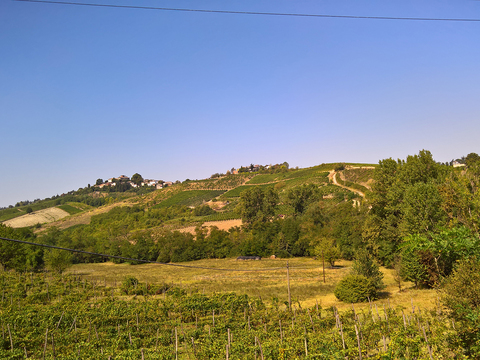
[1,162,375,232]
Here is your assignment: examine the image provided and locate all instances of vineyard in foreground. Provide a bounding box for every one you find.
[0,271,462,359]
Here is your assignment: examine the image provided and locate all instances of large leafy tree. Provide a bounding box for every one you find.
[401,227,480,287]
[401,181,445,235]
[465,152,480,168]
[131,173,144,186]
[238,187,278,224]
[363,150,449,265]
[0,224,39,271]
[286,184,319,216]
[440,169,480,233]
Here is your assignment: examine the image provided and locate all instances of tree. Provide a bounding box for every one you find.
[96,178,103,185]
[238,187,278,224]
[131,173,144,186]
[400,181,445,236]
[0,224,35,271]
[193,205,215,216]
[363,150,449,265]
[441,169,480,233]
[26,206,33,214]
[44,249,72,274]
[465,152,480,168]
[399,249,426,288]
[313,239,341,267]
[401,227,480,287]
[286,184,319,216]
[441,257,480,358]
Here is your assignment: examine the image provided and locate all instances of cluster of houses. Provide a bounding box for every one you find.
[95,175,173,190]
[230,164,266,175]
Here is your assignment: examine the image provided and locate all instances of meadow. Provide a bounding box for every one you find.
[65,258,436,314]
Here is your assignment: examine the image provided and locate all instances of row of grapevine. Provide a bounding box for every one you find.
[0,271,460,359]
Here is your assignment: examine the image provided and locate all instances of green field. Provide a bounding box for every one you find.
[155,190,226,208]
[246,168,329,185]
[0,208,25,222]
[57,204,84,215]
[223,184,275,198]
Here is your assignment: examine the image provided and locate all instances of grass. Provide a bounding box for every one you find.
[246,168,330,185]
[343,167,375,184]
[0,208,25,222]
[154,190,226,208]
[66,257,437,313]
[336,176,370,194]
[57,204,84,215]
[223,184,275,198]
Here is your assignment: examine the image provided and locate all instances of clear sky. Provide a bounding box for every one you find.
[1,0,479,207]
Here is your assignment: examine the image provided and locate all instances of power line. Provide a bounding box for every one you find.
[0,236,291,272]
[14,0,480,22]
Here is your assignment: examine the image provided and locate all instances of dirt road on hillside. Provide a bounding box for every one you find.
[328,170,366,198]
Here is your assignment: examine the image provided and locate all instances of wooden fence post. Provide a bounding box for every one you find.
[355,324,362,360]
[287,261,291,311]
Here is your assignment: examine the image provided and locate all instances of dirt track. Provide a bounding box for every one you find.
[328,169,366,198]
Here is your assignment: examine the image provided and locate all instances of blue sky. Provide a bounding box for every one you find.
[1,0,479,207]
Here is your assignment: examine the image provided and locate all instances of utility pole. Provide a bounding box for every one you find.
[322,250,326,283]
[287,261,291,311]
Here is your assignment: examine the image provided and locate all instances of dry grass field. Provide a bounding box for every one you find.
[178,219,243,235]
[3,207,70,228]
[67,257,438,314]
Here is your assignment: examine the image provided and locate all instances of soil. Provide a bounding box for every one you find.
[178,219,243,236]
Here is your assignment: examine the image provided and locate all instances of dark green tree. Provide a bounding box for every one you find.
[399,249,427,288]
[441,257,480,358]
[401,227,480,287]
[465,152,480,168]
[96,178,103,185]
[44,249,72,274]
[131,173,144,186]
[286,184,319,216]
[363,150,449,265]
[0,224,36,271]
[400,181,445,236]
[238,187,278,224]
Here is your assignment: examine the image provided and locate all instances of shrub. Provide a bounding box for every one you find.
[441,257,480,357]
[334,274,377,303]
[351,249,385,290]
[400,249,428,288]
[193,204,215,216]
[334,163,345,171]
[121,276,139,295]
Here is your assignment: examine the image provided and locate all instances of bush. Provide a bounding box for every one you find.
[400,249,428,288]
[441,257,480,357]
[334,274,377,303]
[121,276,140,295]
[351,249,385,290]
[334,163,346,171]
[193,204,215,216]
